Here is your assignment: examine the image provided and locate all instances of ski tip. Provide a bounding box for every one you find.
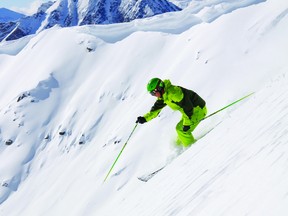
[137,177,149,182]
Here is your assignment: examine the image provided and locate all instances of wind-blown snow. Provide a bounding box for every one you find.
[0,0,288,215]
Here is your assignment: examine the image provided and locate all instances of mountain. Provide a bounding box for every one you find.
[0,9,26,41]
[0,8,24,22]
[0,0,180,42]
[168,0,193,9]
[0,0,288,215]
[0,2,54,42]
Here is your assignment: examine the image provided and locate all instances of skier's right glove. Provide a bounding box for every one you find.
[183,125,190,132]
[136,116,147,124]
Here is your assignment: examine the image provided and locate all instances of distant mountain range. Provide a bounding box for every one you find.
[0,0,181,42]
[0,8,25,22]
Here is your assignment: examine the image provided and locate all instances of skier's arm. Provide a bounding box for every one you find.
[143,99,166,121]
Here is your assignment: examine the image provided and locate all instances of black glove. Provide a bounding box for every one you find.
[136,116,147,124]
[183,125,190,132]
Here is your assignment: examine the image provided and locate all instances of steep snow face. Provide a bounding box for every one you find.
[99,73,288,216]
[43,0,70,28]
[0,0,288,215]
[66,0,79,26]
[77,0,180,24]
[118,0,180,21]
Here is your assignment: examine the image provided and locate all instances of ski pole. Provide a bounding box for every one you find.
[201,92,254,121]
[103,123,138,183]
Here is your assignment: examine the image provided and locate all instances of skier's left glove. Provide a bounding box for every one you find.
[183,125,190,132]
[136,116,147,124]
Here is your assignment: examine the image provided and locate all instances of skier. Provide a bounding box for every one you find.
[136,78,207,147]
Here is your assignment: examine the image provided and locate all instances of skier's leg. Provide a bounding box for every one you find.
[176,106,207,147]
[176,120,195,147]
[189,106,207,131]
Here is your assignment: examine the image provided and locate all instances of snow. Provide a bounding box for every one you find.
[0,0,288,215]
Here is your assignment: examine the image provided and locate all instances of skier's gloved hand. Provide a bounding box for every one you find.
[136,116,147,124]
[183,125,190,132]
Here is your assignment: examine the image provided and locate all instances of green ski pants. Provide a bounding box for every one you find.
[176,106,207,147]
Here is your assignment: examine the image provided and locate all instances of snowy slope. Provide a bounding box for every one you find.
[100,73,288,216]
[0,0,288,215]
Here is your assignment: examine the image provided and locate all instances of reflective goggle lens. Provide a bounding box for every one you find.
[150,89,158,96]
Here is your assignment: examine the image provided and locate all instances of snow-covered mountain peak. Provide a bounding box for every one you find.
[36,1,55,14]
[0,0,180,42]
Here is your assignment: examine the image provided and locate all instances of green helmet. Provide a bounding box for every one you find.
[147,78,164,92]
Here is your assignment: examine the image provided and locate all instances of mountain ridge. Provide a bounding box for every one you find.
[0,0,180,42]
[0,8,25,22]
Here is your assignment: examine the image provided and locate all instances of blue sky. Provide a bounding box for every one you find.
[0,0,50,14]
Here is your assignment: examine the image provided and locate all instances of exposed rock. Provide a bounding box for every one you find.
[59,131,66,135]
[5,139,13,145]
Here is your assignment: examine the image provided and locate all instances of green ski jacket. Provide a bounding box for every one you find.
[143,79,206,126]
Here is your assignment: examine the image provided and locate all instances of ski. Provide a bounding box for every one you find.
[137,123,222,182]
[138,166,165,182]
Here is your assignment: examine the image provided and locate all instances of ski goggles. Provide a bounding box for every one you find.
[150,86,164,96]
[150,89,158,96]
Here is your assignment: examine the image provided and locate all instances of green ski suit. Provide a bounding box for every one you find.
[143,80,207,147]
